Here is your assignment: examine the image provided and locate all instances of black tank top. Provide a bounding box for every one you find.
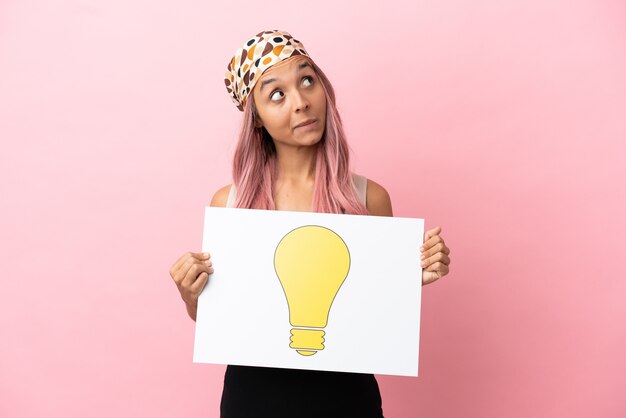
[220,365,384,418]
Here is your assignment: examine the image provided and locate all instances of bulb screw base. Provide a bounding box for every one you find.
[289,328,325,356]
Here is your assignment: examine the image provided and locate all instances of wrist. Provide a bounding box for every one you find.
[185,301,198,321]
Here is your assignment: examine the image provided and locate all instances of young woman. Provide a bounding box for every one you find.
[169,30,451,418]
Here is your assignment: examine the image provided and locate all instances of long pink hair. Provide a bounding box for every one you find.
[232,57,368,215]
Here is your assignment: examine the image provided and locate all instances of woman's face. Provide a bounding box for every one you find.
[252,56,327,149]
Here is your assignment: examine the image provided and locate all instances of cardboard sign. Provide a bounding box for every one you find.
[193,207,424,376]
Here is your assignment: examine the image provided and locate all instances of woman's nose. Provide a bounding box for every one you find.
[293,91,310,112]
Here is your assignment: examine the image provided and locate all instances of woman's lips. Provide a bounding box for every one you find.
[295,119,317,129]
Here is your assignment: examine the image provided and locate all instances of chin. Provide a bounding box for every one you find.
[273,128,325,149]
[299,133,324,147]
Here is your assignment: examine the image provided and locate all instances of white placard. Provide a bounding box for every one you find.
[193,207,424,377]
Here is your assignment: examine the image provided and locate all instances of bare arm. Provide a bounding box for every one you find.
[169,185,232,321]
[366,179,393,217]
[364,178,451,285]
[210,184,231,208]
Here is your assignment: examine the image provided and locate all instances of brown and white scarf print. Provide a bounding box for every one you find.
[224,30,310,111]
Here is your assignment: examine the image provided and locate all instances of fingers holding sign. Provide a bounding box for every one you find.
[420,226,451,285]
[169,252,214,314]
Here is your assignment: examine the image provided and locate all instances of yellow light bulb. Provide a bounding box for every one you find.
[274,225,350,356]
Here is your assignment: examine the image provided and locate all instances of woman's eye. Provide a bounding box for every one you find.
[270,90,284,101]
[303,76,313,87]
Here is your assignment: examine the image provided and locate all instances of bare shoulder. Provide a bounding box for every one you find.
[210,184,232,208]
[366,178,393,217]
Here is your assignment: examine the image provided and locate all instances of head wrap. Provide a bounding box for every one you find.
[224,30,310,111]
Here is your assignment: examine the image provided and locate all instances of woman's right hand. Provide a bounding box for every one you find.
[169,252,214,321]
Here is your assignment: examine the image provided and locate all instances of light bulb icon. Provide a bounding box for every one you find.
[274,225,350,356]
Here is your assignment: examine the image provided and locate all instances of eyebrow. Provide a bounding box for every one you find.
[259,62,312,93]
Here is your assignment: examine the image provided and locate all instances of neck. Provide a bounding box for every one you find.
[274,143,318,185]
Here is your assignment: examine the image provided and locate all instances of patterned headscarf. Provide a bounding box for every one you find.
[224,30,310,111]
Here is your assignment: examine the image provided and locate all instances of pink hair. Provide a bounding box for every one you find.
[232,58,368,215]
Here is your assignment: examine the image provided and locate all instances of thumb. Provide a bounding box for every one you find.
[424,226,442,239]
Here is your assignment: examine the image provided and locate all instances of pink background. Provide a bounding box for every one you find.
[1,0,625,417]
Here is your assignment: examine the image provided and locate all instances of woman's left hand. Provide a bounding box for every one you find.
[420,226,451,285]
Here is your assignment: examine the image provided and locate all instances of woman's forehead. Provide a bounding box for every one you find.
[259,56,312,80]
